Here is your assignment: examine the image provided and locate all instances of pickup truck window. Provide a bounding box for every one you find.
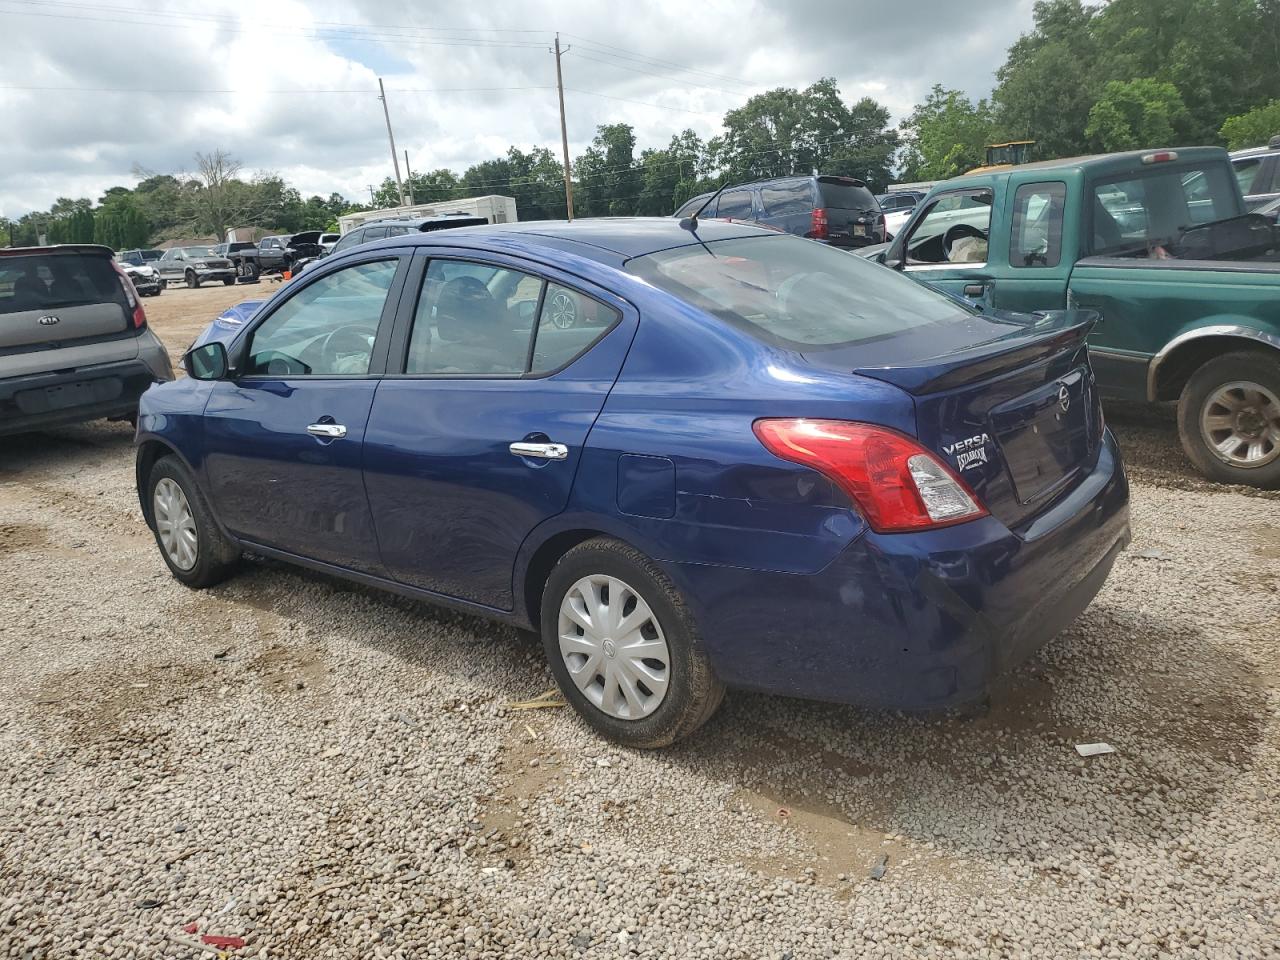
[1091,164,1238,256]
[1010,182,1066,268]
[903,189,993,265]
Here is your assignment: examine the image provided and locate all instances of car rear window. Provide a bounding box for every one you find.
[626,234,973,349]
[817,179,878,212]
[761,182,812,216]
[0,253,127,316]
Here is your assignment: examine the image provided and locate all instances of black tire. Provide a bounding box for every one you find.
[222,277,235,286]
[145,456,241,588]
[1177,350,1280,489]
[185,270,200,289]
[540,537,725,748]
[240,260,261,282]
[158,279,168,291]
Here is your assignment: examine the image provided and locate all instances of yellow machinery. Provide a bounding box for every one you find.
[968,140,1036,174]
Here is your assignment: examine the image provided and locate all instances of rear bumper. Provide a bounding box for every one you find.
[665,430,1130,709]
[0,333,173,435]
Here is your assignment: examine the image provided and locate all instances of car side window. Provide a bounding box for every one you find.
[760,183,811,217]
[404,260,540,375]
[718,190,754,219]
[246,259,399,377]
[902,190,993,265]
[530,284,620,374]
[364,227,390,241]
[1233,157,1263,196]
[331,231,362,253]
[1010,182,1066,268]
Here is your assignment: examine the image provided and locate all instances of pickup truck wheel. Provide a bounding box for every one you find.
[222,277,235,286]
[1178,351,1280,489]
[540,537,725,748]
[185,270,200,289]
[240,260,260,281]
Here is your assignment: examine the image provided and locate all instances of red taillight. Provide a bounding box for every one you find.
[110,260,147,329]
[1140,151,1179,164]
[753,419,988,533]
[876,213,886,234]
[809,207,828,240]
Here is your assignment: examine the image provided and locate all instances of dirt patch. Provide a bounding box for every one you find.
[477,722,568,871]
[0,522,50,556]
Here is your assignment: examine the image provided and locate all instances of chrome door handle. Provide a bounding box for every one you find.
[306,423,347,439]
[509,441,568,461]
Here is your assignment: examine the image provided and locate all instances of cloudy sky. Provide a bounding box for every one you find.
[0,0,1036,217]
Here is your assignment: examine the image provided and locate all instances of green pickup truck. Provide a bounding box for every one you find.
[872,146,1280,488]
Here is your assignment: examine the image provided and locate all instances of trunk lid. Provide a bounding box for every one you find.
[0,249,132,351]
[806,309,1103,529]
[817,176,881,246]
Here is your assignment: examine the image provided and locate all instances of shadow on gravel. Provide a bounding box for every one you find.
[0,422,135,472]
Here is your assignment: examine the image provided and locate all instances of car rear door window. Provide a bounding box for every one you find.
[405,260,541,375]
[717,190,754,219]
[363,227,390,241]
[1010,182,1066,268]
[246,259,399,376]
[530,284,620,374]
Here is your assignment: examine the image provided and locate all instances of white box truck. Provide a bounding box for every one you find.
[338,195,517,234]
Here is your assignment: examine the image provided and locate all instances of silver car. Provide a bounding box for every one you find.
[1,244,173,435]
[155,245,237,288]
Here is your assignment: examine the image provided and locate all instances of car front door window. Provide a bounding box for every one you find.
[901,190,993,265]
[247,259,399,376]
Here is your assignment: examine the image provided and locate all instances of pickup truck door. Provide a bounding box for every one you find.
[896,187,998,310]
[993,181,1073,313]
[156,251,183,280]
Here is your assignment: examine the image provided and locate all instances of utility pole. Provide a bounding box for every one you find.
[368,184,376,205]
[377,78,407,207]
[552,33,575,221]
[404,150,415,206]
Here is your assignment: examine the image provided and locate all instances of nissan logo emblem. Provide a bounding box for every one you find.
[1058,384,1071,413]
[38,315,60,326]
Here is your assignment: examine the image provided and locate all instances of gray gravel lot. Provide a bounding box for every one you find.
[1,398,1278,959]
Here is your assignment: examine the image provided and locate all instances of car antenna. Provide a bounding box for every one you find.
[679,181,730,233]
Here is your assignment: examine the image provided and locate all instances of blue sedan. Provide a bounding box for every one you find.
[135,219,1130,747]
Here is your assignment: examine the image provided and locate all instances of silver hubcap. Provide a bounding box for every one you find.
[1201,381,1280,468]
[557,575,670,720]
[547,291,577,329]
[153,477,198,571]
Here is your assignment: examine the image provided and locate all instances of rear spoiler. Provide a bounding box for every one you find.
[0,244,115,257]
[853,310,1098,394]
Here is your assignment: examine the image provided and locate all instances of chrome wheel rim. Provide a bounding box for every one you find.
[557,575,670,720]
[547,290,577,329]
[1200,380,1280,468]
[153,477,198,570]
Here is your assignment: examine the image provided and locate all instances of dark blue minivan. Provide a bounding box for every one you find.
[674,175,887,247]
[136,218,1129,747]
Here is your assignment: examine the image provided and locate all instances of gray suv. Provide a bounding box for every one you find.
[1,245,173,435]
[1231,135,1280,210]
[155,245,237,288]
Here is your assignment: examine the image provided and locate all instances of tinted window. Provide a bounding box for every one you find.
[1091,163,1238,254]
[1233,157,1264,195]
[903,190,993,264]
[405,260,540,375]
[363,227,390,241]
[628,234,973,349]
[817,180,877,212]
[247,259,398,376]
[0,254,127,315]
[530,284,619,374]
[1010,182,1066,268]
[330,231,363,253]
[717,190,753,219]
[761,182,812,216]
[674,195,709,217]
[387,226,412,237]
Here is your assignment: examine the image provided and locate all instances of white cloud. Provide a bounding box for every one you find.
[0,0,1035,217]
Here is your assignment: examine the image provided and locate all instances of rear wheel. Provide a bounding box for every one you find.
[222,277,235,286]
[240,259,261,281]
[147,456,240,588]
[540,538,724,747]
[185,270,200,289]
[1178,350,1280,489]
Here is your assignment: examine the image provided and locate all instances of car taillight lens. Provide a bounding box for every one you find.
[809,207,828,240]
[876,213,886,233]
[110,260,147,329]
[753,419,987,533]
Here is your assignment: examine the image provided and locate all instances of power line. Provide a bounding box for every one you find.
[562,87,720,116]
[561,33,758,88]
[563,51,750,98]
[0,84,557,94]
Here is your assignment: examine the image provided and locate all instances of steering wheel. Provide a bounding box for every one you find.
[943,222,988,260]
[318,324,376,371]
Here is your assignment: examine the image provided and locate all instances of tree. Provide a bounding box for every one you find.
[1220,99,1280,148]
[899,86,998,181]
[188,149,252,239]
[637,129,705,216]
[574,124,642,216]
[1086,78,1189,151]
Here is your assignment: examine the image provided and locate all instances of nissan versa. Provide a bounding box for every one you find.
[134,219,1130,747]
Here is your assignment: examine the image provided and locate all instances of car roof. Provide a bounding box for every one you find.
[371,216,778,260]
[1230,144,1279,160]
[940,146,1231,191]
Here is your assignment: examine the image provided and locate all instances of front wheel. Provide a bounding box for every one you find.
[540,538,724,747]
[185,270,200,289]
[1178,350,1280,489]
[222,277,235,286]
[147,456,241,588]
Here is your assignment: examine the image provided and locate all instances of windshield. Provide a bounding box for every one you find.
[0,253,126,315]
[182,246,217,257]
[627,234,975,349]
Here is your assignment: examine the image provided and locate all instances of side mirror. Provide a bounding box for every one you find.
[183,341,230,380]
[883,257,904,271]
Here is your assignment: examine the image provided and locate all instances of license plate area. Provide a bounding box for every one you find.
[16,377,122,414]
[990,370,1089,504]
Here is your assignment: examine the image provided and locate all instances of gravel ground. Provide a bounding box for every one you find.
[1,293,1278,959]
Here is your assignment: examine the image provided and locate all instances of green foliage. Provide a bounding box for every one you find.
[1220,99,1280,149]
[1086,78,1189,151]
[899,86,998,180]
